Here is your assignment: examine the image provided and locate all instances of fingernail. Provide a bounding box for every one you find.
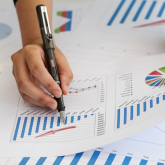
[53,90,61,98]
[47,102,56,110]
[65,85,69,94]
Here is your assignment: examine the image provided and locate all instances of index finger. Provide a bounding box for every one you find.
[25,46,62,98]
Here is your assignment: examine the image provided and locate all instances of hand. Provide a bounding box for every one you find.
[11,44,73,110]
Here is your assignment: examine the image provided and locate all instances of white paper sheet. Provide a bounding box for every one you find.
[69,0,165,55]
[1,54,165,157]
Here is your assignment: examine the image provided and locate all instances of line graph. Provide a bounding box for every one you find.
[11,106,105,142]
[69,85,97,94]
[35,126,76,138]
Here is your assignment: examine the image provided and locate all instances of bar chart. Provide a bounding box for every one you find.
[11,106,105,142]
[104,0,165,29]
[18,76,106,108]
[54,11,72,33]
[5,150,165,165]
[116,90,165,129]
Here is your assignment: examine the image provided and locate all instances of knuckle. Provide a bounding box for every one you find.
[32,64,44,75]
[24,45,41,57]
[22,94,29,103]
[45,82,53,90]
[38,96,45,104]
[18,81,27,92]
[11,53,17,62]
[23,45,32,53]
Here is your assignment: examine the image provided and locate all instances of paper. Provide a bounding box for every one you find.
[0,59,115,157]
[12,75,106,142]
[69,0,165,55]
[0,1,21,62]
[1,53,165,157]
[52,0,94,48]
[2,130,165,165]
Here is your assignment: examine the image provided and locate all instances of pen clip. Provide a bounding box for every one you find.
[40,6,52,40]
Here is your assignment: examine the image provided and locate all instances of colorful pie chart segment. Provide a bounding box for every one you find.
[145,67,165,87]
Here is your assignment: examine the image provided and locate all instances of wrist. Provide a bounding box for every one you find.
[22,37,43,47]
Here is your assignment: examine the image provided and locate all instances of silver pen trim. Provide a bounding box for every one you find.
[60,111,66,124]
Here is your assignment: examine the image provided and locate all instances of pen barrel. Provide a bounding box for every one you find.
[45,48,65,112]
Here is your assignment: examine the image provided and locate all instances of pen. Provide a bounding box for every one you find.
[36,5,66,123]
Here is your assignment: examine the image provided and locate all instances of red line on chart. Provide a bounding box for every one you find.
[35,126,76,138]
[134,20,165,28]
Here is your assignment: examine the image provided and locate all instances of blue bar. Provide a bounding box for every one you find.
[50,117,54,128]
[13,117,21,141]
[133,0,146,21]
[53,156,64,165]
[137,104,140,116]
[84,115,87,118]
[158,2,165,17]
[78,116,81,120]
[66,11,72,31]
[143,102,146,112]
[124,107,127,124]
[156,97,159,104]
[65,116,67,124]
[57,117,60,126]
[70,152,84,165]
[36,157,47,165]
[117,109,120,128]
[122,156,132,165]
[120,0,136,24]
[19,157,30,165]
[35,117,41,133]
[163,95,165,100]
[105,153,116,165]
[87,151,100,165]
[43,117,47,130]
[71,116,74,123]
[157,163,164,165]
[28,117,34,135]
[107,0,126,26]
[139,159,148,165]
[145,1,157,19]
[150,99,153,108]
[21,117,28,138]
[130,106,133,120]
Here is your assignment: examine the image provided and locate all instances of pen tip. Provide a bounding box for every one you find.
[60,111,66,124]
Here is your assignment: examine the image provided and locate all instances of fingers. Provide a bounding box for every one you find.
[11,44,73,110]
[55,46,73,95]
[20,92,46,107]
[24,45,62,98]
[11,48,57,110]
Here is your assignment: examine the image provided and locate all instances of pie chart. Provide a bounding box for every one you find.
[0,23,12,40]
[145,67,165,87]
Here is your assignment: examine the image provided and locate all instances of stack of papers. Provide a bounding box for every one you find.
[1,0,165,164]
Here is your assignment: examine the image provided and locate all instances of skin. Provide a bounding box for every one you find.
[11,0,73,110]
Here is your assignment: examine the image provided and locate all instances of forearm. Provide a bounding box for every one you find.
[15,0,52,46]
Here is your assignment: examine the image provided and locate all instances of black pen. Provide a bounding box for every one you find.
[36,5,66,123]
